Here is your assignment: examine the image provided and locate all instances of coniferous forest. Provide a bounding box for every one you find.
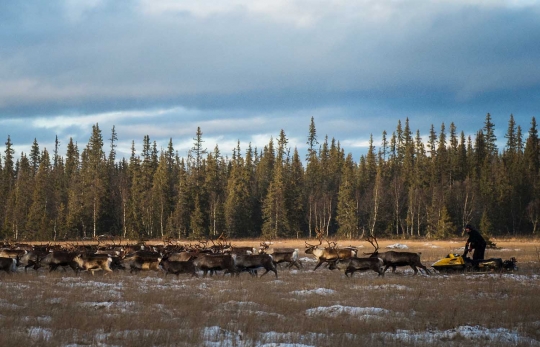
[1,113,539,241]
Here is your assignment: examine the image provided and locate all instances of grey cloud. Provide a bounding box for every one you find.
[1,1,539,160]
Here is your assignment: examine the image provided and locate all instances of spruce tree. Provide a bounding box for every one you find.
[336,154,357,239]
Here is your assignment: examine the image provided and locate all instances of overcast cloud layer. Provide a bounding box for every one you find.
[1,0,540,160]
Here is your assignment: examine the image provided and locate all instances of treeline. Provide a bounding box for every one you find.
[0,113,539,241]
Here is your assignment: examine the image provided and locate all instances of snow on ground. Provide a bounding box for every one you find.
[305,305,392,319]
[424,243,440,248]
[202,326,249,347]
[215,301,285,319]
[27,326,53,341]
[78,301,136,313]
[375,325,540,346]
[201,324,540,346]
[351,284,410,291]
[0,300,24,310]
[386,243,408,249]
[290,288,336,296]
[299,257,316,263]
[258,331,356,346]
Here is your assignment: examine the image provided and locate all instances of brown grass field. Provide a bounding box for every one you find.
[0,238,539,346]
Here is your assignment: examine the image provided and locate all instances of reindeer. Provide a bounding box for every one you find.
[233,254,278,278]
[192,253,236,277]
[159,255,198,277]
[328,257,385,277]
[39,251,80,273]
[305,233,357,271]
[121,253,162,274]
[0,248,27,259]
[0,257,18,274]
[259,243,302,269]
[73,253,113,275]
[365,236,430,275]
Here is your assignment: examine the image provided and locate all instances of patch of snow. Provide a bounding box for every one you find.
[0,301,24,309]
[79,301,135,313]
[27,327,53,341]
[300,257,316,263]
[22,316,52,324]
[139,276,163,284]
[375,325,539,345]
[305,305,391,318]
[386,243,408,249]
[291,288,336,296]
[424,243,440,248]
[202,326,251,347]
[258,331,356,346]
[352,284,410,291]
[259,343,315,347]
[45,298,63,304]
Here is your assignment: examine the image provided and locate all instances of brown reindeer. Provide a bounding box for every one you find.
[365,236,430,275]
[305,232,356,271]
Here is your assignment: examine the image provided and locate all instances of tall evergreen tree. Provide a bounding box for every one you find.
[27,149,53,239]
[336,154,357,239]
[483,113,498,156]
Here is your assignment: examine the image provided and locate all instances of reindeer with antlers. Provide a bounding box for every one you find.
[365,236,430,275]
[304,231,357,270]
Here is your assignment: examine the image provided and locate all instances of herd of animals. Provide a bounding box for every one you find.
[0,235,435,279]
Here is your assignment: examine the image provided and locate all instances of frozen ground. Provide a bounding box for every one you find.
[0,239,537,347]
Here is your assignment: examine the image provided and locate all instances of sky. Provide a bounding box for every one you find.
[1,0,540,162]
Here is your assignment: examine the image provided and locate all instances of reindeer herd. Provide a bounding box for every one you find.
[0,234,431,279]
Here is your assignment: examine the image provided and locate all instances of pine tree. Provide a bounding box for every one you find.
[29,138,40,176]
[152,152,173,238]
[336,154,357,238]
[306,116,318,160]
[171,159,191,238]
[27,149,53,239]
[2,136,15,235]
[11,155,33,240]
[287,148,305,238]
[190,195,206,239]
[224,152,253,238]
[261,165,288,238]
[82,124,107,238]
[205,145,226,236]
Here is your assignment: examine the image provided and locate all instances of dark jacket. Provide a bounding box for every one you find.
[466,228,486,248]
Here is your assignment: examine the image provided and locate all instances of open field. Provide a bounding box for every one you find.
[0,239,539,346]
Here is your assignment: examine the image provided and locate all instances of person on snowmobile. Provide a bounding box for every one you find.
[464,224,486,261]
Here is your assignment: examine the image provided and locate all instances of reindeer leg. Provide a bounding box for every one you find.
[411,265,418,275]
[313,260,324,271]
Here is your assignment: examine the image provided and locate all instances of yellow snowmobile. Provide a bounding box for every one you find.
[432,253,517,273]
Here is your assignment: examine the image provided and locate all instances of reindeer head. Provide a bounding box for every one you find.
[304,238,322,255]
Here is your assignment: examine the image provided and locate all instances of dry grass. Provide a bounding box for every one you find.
[0,239,539,346]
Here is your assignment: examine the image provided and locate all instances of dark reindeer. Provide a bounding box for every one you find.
[233,254,278,278]
[328,257,385,277]
[365,236,430,275]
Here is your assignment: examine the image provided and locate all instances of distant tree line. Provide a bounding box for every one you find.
[1,113,539,241]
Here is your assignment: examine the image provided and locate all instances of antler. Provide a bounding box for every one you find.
[326,240,338,249]
[364,235,379,255]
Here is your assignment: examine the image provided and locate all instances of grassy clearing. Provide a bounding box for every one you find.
[0,239,539,346]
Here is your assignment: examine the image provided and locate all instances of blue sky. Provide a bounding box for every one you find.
[1,0,540,161]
